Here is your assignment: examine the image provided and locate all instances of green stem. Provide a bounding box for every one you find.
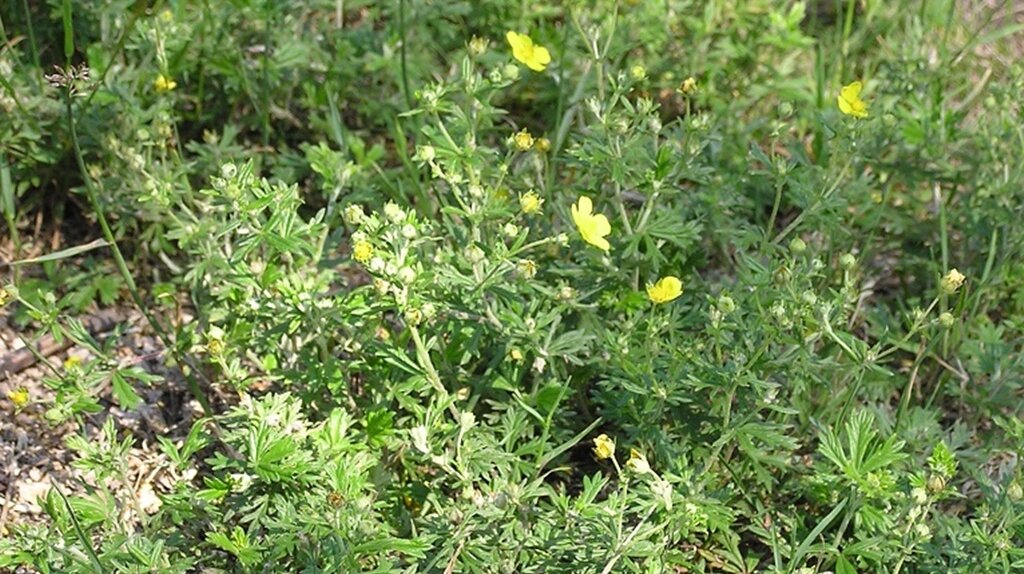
[409,324,458,418]
[64,94,212,417]
[398,0,412,110]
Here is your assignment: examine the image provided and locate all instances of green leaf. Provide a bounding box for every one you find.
[836,554,858,574]
[111,371,142,410]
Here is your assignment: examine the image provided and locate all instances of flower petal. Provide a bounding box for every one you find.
[591,213,611,236]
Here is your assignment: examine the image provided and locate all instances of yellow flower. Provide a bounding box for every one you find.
[506,31,551,72]
[646,276,683,304]
[534,137,551,153]
[7,387,29,408]
[154,74,177,93]
[940,268,965,294]
[593,434,615,460]
[626,448,651,474]
[352,240,374,263]
[206,326,226,356]
[679,76,697,95]
[513,129,535,151]
[63,355,83,371]
[838,80,868,118]
[519,191,543,215]
[571,196,611,252]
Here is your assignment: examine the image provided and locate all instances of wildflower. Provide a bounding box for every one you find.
[938,312,955,328]
[679,76,697,95]
[344,204,365,226]
[1009,482,1023,501]
[63,355,83,371]
[206,326,226,356]
[7,387,29,408]
[593,434,615,460]
[939,268,965,294]
[466,245,485,264]
[571,195,611,252]
[626,449,651,474]
[503,222,520,238]
[383,202,406,223]
[374,278,391,295]
[534,137,551,152]
[415,145,436,162]
[517,259,537,279]
[153,74,177,93]
[352,240,374,263]
[404,307,422,325]
[837,80,868,118]
[630,64,647,81]
[401,224,417,239]
[368,257,385,273]
[532,355,547,374]
[646,276,683,304]
[513,129,535,151]
[468,35,488,56]
[717,294,736,315]
[509,348,524,361]
[927,474,946,493]
[519,191,543,215]
[0,285,13,307]
[506,31,551,72]
[397,266,416,285]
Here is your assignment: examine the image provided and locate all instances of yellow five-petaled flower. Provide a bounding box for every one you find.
[571,196,611,252]
[154,74,177,93]
[593,434,615,460]
[506,31,551,72]
[838,80,868,118]
[647,276,683,304]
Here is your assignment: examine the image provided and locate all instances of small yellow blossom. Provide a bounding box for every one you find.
[352,240,374,264]
[838,80,868,118]
[646,276,683,304]
[509,348,524,361]
[519,191,543,215]
[679,76,697,95]
[506,31,551,72]
[940,268,966,294]
[206,326,226,356]
[630,65,647,81]
[513,129,535,151]
[626,449,651,474]
[571,196,611,252]
[7,387,29,408]
[593,434,615,460]
[153,74,177,93]
[63,355,83,371]
[534,137,551,152]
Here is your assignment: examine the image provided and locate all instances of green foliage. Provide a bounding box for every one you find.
[2,1,1024,573]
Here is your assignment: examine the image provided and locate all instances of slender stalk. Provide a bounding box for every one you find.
[398,0,412,110]
[64,94,212,416]
[20,0,40,72]
[409,324,458,418]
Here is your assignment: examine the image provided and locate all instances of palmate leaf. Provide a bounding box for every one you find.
[819,410,907,483]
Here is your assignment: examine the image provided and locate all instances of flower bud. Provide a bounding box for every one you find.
[940,268,965,294]
[938,312,955,328]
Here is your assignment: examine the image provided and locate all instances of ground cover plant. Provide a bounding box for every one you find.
[1,0,1023,572]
